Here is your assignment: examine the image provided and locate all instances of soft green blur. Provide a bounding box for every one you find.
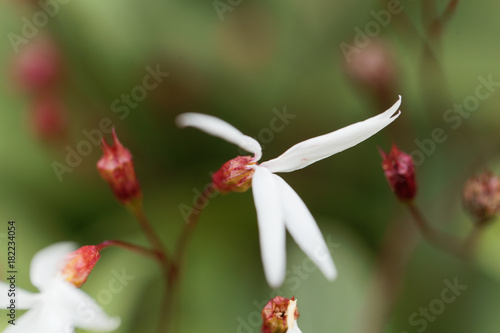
[1,0,500,332]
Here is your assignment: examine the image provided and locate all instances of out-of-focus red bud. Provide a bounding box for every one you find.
[60,246,100,288]
[379,144,417,202]
[344,39,397,107]
[462,170,500,224]
[97,130,142,205]
[212,156,256,194]
[14,36,62,93]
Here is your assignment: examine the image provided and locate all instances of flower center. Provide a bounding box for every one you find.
[212,156,256,194]
[60,246,100,287]
[261,296,299,333]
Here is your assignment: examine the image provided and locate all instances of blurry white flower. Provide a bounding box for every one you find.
[176,96,401,287]
[0,242,120,333]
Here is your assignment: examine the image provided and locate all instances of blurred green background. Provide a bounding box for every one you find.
[1,0,500,332]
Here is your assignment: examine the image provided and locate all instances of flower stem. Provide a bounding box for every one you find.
[359,199,482,333]
[357,214,420,333]
[125,200,173,333]
[127,200,170,266]
[462,222,485,259]
[406,202,483,258]
[422,0,437,32]
[428,0,459,44]
[174,185,215,263]
[160,185,215,333]
[96,240,161,260]
[406,202,463,256]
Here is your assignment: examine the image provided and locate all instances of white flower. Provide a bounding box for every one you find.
[0,242,120,333]
[176,96,402,288]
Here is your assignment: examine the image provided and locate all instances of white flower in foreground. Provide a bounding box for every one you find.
[0,242,120,333]
[176,96,402,288]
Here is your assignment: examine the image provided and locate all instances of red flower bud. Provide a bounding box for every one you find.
[261,296,300,333]
[60,246,100,288]
[212,156,256,194]
[14,36,62,93]
[379,144,417,202]
[97,129,142,205]
[462,170,500,224]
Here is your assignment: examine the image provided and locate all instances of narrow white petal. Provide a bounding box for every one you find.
[286,299,299,328]
[252,167,287,288]
[3,294,75,333]
[288,322,303,333]
[30,242,76,291]
[0,282,39,309]
[1,306,57,333]
[58,282,121,331]
[261,96,402,173]
[176,112,262,160]
[274,175,337,280]
[37,300,75,333]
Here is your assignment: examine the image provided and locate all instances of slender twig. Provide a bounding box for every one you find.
[161,185,215,333]
[96,240,161,260]
[126,202,172,333]
[379,0,420,42]
[429,0,459,43]
[359,200,484,333]
[174,186,215,263]
[406,202,464,256]
[128,201,169,265]
[422,0,437,31]
[406,202,484,259]
[120,186,215,333]
[357,214,420,333]
[461,222,485,259]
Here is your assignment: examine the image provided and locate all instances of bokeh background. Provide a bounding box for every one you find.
[1,0,500,332]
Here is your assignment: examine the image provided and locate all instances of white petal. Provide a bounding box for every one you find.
[252,167,287,288]
[30,242,77,291]
[274,176,337,280]
[260,96,402,173]
[1,306,61,333]
[3,292,75,333]
[34,301,75,333]
[56,282,121,331]
[7,281,119,333]
[288,321,303,333]
[176,112,262,161]
[0,282,39,309]
[286,299,299,328]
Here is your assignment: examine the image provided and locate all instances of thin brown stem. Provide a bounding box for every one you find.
[406,202,484,259]
[357,214,420,333]
[429,0,459,43]
[407,202,464,256]
[462,222,485,259]
[161,185,215,333]
[128,201,170,266]
[126,201,172,333]
[379,0,420,43]
[118,185,217,333]
[359,200,483,333]
[422,0,437,31]
[174,185,215,263]
[96,240,160,260]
